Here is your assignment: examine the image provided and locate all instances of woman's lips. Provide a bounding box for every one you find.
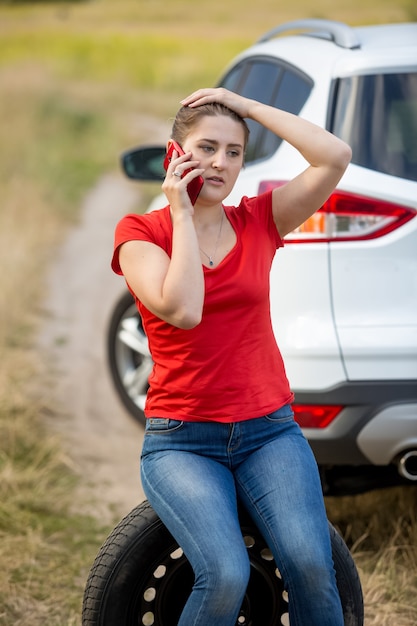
[206,176,225,185]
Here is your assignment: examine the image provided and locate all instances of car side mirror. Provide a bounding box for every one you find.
[121,146,166,181]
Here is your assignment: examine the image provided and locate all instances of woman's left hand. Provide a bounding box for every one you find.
[180,88,253,119]
[181,87,352,239]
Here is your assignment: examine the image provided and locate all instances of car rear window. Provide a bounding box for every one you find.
[330,72,417,182]
[218,57,313,164]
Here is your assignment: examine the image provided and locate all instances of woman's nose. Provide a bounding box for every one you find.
[212,150,227,169]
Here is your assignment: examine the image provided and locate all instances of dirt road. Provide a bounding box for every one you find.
[38,173,148,523]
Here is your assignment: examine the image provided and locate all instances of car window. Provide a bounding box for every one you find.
[218,57,313,163]
[261,71,313,160]
[330,72,417,182]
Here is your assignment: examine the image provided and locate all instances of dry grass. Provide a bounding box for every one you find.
[0,1,416,624]
[0,60,133,626]
[327,487,417,624]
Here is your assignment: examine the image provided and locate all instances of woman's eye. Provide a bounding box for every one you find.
[201,145,214,153]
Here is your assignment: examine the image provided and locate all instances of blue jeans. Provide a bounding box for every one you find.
[140,405,344,626]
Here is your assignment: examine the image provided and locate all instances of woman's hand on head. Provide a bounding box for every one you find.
[181,88,253,119]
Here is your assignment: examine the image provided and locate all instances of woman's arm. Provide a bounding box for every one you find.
[119,150,205,329]
[181,88,352,237]
[247,101,352,237]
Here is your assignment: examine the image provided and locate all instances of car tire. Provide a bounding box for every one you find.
[82,500,364,626]
[107,291,152,425]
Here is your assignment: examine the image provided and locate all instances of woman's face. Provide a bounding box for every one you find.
[181,114,245,204]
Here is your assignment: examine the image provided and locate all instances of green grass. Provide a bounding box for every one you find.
[0,32,241,91]
[0,0,415,95]
[0,1,416,624]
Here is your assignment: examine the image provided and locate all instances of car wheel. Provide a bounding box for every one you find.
[82,500,364,626]
[107,291,152,425]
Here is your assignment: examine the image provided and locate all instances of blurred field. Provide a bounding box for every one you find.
[0,1,416,624]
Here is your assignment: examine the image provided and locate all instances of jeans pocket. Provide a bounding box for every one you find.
[264,404,294,423]
[145,417,184,434]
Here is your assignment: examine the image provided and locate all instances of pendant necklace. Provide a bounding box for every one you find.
[199,208,224,267]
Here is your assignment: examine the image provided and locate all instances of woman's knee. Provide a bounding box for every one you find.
[283,549,338,601]
[196,551,251,605]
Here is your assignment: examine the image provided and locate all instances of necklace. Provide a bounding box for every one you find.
[199,208,224,267]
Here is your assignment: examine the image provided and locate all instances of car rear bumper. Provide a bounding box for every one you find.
[294,380,417,466]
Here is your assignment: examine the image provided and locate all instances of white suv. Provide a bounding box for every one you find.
[110,19,417,495]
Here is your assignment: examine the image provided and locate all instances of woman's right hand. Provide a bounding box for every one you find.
[119,148,205,330]
[162,148,204,215]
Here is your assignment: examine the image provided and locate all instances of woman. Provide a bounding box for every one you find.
[112,88,352,626]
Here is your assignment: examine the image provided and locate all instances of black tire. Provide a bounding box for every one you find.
[329,523,364,626]
[82,500,364,626]
[107,291,152,425]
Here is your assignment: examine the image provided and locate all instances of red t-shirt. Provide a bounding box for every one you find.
[112,192,294,422]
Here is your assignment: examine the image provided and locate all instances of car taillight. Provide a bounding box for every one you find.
[258,181,416,242]
[292,404,343,428]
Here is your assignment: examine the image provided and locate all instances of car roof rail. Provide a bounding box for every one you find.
[257,19,361,49]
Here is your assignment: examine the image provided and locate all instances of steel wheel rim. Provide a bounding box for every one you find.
[129,529,289,626]
[113,302,152,412]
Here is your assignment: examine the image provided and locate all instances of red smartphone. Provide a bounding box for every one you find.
[163,140,204,205]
